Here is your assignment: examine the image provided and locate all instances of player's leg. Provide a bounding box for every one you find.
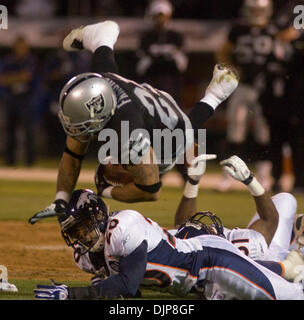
[247,192,297,260]
[198,235,304,300]
[187,64,239,134]
[252,101,272,191]
[217,84,250,191]
[62,20,120,74]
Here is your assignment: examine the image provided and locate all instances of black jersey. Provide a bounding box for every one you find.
[138,29,184,77]
[99,72,193,173]
[228,20,279,86]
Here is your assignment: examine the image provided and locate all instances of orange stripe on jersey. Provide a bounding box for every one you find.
[278,262,285,277]
[200,266,276,300]
[148,262,197,279]
[144,277,163,285]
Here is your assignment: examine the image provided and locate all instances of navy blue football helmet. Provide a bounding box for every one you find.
[175,212,225,239]
[61,189,109,255]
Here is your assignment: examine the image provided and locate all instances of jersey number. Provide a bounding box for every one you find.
[134,86,179,130]
[231,239,249,256]
[106,219,119,245]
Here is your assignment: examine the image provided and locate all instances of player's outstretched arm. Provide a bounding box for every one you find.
[28,136,89,224]
[220,155,279,245]
[174,154,217,228]
[34,241,148,300]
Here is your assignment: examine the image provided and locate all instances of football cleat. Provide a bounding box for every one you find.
[63,20,120,53]
[201,64,239,109]
[281,250,304,282]
[63,26,85,51]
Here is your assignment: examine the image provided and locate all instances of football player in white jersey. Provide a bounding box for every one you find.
[34,156,304,300]
[175,155,300,265]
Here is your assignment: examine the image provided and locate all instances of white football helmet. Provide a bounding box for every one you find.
[58,73,117,142]
[242,0,273,26]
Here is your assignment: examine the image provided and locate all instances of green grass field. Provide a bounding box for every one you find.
[0,176,303,300]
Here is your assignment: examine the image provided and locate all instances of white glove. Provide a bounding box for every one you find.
[219,155,251,183]
[184,154,217,199]
[187,154,217,183]
[220,155,264,197]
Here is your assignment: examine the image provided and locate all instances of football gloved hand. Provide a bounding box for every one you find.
[187,154,217,184]
[220,155,265,196]
[28,199,68,225]
[34,280,69,300]
[220,155,252,184]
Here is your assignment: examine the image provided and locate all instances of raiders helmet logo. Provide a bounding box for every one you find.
[85,94,104,114]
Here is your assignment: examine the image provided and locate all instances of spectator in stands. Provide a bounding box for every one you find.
[136,0,188,107]
[0,35,37,166]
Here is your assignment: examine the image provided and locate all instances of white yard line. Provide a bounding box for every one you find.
[0,166,246,190]
[23,245,72,251]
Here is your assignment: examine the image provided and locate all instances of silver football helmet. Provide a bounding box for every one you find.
[242,0,273,26]
[58,73,117,142]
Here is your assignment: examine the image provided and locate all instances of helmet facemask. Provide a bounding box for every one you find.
[61,190,109,255]
[62,214,105,255]
[58,110,110,143]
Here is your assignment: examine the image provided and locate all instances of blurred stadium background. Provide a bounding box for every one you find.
[0,0,303,299]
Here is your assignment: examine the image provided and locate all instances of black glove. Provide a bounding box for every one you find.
[28,199,68,225]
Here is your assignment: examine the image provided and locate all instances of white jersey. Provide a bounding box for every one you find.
[223,227,270,260]
[73,210,304,300]
[104,210,203,296]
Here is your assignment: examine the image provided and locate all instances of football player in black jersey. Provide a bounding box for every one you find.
[260,4,304,193]
[28,20,238,226]
[216,0,276,192]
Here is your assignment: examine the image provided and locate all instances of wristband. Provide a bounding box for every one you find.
[55,191,70,202]
[187,177,199,186]
[101,186,114,199]
[247,177,265,197]
[243,173,254,185]
[183,181,199,198]
[200,95,219,110]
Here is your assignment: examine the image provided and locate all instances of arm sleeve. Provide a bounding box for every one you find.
[90,46,119,74]
[187,101,215,133]
[68,240,148,300]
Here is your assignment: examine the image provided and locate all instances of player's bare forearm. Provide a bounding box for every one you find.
[56,153,82,196]
[174,196,197,228]
[249,193,279,246]
[111,182,160,203]
[111,161,160,202]
[56,136,89,196]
